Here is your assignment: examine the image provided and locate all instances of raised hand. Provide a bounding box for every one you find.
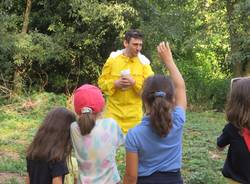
[157,41,173,64]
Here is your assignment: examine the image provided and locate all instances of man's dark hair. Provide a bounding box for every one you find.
[124,29,143,42]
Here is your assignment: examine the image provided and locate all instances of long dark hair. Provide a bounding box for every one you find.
[142,75,175,137]
[26,107,76,161]
[226,78,250,130]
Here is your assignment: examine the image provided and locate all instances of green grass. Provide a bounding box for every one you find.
[182,111,227,183]
[0,93,228,183]
[4,178,20,184]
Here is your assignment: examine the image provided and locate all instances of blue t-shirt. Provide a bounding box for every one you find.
[125,106,185,176]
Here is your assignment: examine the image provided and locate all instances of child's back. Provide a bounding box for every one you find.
[71,84,124,184]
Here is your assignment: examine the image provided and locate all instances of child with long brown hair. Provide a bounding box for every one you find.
[123,41,187,184]
[217,77,250,183]
[26,107,76,184]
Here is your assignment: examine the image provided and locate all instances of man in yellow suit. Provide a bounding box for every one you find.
[98,29,154,133]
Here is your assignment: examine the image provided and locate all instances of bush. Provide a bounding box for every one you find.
[208,79,230,111]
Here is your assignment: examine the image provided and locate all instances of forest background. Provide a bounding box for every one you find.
[0,0,249,110]
[0,0,249,183]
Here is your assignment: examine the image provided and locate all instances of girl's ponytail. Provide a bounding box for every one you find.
[77,107,96,136]
[142,75,175,137]
[150,96,172,137]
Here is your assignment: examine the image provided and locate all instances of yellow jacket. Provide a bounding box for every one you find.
[98,50,154,133]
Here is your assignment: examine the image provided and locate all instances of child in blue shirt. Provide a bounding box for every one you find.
[123,42,187,184]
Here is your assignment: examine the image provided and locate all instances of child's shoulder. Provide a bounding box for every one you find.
[97,118,121,130]
[100,118,118,125]
[223,122,239,131]
[126,120,146,136]
[70,121,78,128]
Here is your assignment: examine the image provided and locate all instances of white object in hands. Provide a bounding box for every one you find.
[120,69,130,77]
[120,69,130,90]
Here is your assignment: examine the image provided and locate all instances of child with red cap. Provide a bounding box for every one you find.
[70,84,124,184]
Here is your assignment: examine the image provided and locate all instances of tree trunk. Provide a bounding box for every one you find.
[226,0,242,77]
[13,0,32,95]
[22,0,32,33]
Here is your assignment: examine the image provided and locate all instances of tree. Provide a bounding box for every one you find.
[226,0,250,76]
[13,0,32,95]
[22,0,32,33]
[1,0,139,93]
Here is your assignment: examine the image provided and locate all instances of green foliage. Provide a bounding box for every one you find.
[0,0,138,93]
[226,0,250,71]
[208,79,230,111]
[5,178,22,184]
[0,157,25,173]
[116,147,126,178]
[179,60,230,111]
[0,0,248,109]
[132,0,231,110]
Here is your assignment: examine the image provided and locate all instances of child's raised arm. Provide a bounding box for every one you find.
[157,42,187,110]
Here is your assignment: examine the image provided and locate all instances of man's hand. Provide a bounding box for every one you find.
[114,76,135,90]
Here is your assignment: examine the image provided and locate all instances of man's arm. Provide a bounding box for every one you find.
[98,57,117,96]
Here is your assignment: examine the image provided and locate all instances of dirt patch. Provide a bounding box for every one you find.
[0,172,25,184]
[209,150,222,160]
[0,151,20,161]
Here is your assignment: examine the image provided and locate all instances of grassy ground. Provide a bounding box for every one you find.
[0,93,227,184]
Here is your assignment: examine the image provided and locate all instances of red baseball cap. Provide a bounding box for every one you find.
[73,84,105,115]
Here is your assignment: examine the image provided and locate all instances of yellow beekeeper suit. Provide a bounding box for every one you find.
[98,50,154,133]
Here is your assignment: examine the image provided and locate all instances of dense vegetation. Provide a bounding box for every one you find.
[0,0,249,110]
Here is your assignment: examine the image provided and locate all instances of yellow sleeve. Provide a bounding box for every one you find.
[98,57,116,96]
[133,64,154,94]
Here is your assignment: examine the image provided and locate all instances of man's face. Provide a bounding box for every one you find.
[124,37,143,57]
